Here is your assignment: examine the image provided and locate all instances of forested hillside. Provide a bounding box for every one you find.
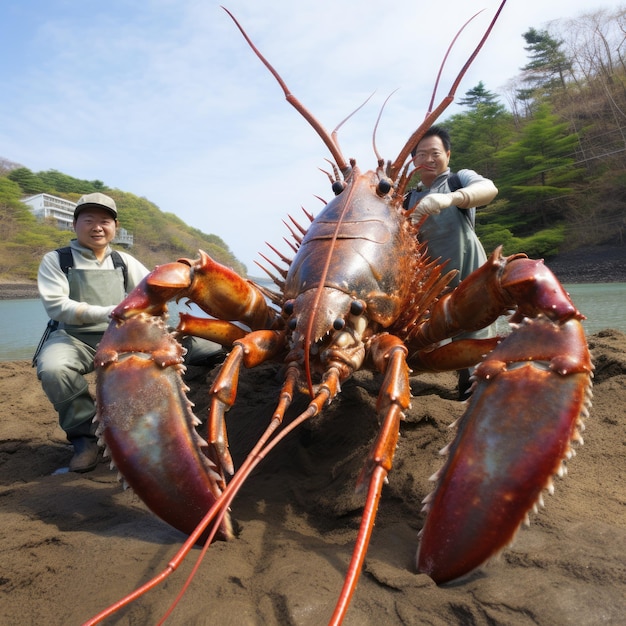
[1,7,624,284]
[0,168,246,283]
[420,6,626,258]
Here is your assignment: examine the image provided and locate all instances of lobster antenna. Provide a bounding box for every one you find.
[222,6,349,173]
[330,92,376,168]
[426,10,484,117]
[388,0,508,180]
[372,89,399,162]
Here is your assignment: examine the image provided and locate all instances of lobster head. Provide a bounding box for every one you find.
[283,287,368,380]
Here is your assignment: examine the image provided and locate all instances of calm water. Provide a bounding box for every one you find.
[2,283,624,362]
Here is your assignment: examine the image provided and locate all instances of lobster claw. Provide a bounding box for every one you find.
[96,314,233,543]
[417,316,592,583]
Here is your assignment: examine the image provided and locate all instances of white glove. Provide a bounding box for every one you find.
[412,191,466,219]
[411,180,497,222]
[76,303,116,324]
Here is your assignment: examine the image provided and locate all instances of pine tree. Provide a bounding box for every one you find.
[517,28,571,109]
[496,103,583,229]
[446,83,514,180]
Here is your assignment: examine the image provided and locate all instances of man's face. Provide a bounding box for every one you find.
[413,135,450,183]
[73,208,117,252]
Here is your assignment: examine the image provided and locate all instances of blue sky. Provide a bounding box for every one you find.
[0,0,612,273]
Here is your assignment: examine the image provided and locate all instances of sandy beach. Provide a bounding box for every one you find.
[0,326,624,625]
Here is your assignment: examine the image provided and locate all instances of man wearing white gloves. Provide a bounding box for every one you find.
[36,193,149,472]
[405,126,498,400]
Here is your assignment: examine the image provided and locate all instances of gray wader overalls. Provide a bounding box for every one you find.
[36,266,125,441]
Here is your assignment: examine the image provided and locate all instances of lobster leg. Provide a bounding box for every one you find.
[330,335,411,625]
[407,336,501,373]
[177,313,248,346]
[113,250,279,332]
[407,246,582,366]
[208,329,286,473]
[415,252,593,583]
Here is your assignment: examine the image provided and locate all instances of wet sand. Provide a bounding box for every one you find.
[0,329,625,625]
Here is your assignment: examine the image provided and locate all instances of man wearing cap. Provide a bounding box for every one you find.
[36,192,150,472]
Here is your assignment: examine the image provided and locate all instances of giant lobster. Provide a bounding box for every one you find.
[87,2,593,624]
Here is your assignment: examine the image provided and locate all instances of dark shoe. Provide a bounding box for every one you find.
[69,437,100,473]
[187,348,228,368]
[457,368,473,402]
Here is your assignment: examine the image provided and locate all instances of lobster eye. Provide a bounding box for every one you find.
[332,181,345,195]
[333,318,345,330]
[283,300,294,315]
[350,300,365,315]
[376,179,392,196]
[288,318,297,330]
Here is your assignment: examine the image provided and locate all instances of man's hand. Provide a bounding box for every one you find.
[412,191,467,220]
[76,303,117,324]
[416,193,452,216]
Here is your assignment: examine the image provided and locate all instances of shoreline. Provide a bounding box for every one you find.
[2,245,624,300]
[0,283,39,299]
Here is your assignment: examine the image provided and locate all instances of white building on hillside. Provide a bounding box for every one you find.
[22,193,134,247]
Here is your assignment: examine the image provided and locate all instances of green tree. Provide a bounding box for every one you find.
[0,177,24,207]
[7,167,109,197]
[38,170,105,195]
[446,83,514,180]
[495,103,583,229]
[7,167,46,194]
[517,28,571,109]
[457,81,499,108]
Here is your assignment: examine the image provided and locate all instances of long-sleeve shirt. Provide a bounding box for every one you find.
[38,239,149,330]
[408,168,497,288]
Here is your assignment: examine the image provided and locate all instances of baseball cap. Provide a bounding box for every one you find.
[74,193,118,219]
